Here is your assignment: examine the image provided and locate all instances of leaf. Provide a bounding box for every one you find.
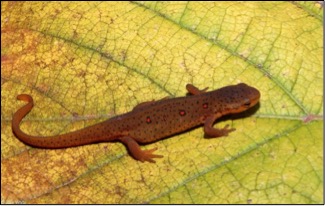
[1,2,323,204]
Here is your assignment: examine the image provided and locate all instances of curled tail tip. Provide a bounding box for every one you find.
[17,94,33,102]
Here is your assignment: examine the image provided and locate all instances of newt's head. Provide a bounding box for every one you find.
[213,83,260,115]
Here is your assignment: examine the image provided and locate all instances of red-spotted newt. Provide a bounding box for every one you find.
[12,83,260,163]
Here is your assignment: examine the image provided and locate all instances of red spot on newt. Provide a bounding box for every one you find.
[179,110,186,116]
[12,83,260,163]
[203,103,208,109]
[146,116,152,124]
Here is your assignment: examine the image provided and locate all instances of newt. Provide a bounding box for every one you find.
[12,83,260,163]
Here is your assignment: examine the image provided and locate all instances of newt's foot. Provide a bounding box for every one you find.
[204,124,236,138]
[137,147,163,163]
[120,136,163,163]
[186,84,209,95]
[220,125,236,136]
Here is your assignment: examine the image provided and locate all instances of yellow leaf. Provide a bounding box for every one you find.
[1,2,322,204]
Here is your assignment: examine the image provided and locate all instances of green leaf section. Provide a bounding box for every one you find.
[1,1,323,204]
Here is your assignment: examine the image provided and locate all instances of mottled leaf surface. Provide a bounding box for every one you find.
[1,2,323,204]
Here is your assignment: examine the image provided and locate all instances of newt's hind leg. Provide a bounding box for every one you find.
[119,136,163,163]
[186,84,209,95]
[132,101,155,111]
[133,96,170,111]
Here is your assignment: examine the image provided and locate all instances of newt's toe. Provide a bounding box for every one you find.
[140,147,163,163]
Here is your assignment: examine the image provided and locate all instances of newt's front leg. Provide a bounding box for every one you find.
[186,84,209,95]
[203,114,236,137]
[119,136,163,163]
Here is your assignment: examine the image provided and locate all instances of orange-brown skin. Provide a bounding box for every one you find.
[12,83,260,163]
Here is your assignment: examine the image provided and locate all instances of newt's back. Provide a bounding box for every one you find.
[117,83,260,143]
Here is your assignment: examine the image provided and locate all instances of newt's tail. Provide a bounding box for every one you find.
[12,94,109,148]
[12,94,39,146]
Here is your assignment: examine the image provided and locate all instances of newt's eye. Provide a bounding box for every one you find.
[243,99,251,107]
